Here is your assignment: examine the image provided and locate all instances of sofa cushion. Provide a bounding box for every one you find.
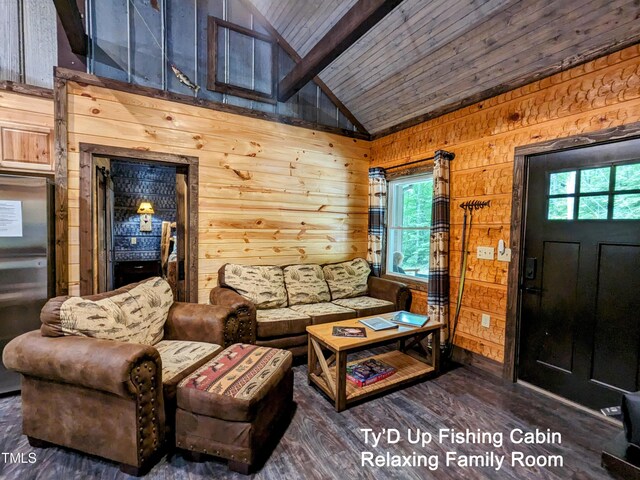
[283,264,331,305]
[256,308,311,338]
[220,264,287,309]
[289,302,356,325]
[322,258,371,300]
[56,277,173,345]
[155,340,222,384]
[332,296,396,317]
[177,343,292,422]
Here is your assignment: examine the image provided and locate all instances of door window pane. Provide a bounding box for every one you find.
[548,197,575,220]
[578,195,608,220]
[613,194,640,219]
[549,171,576,195]
[615,164,640,191]
[580,167,610,193]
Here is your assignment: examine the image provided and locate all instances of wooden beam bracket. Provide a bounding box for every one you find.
[278,0,403,103]
[53,0,88,56]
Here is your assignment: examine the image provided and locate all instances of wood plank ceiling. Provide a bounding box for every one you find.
[249,0,640,136]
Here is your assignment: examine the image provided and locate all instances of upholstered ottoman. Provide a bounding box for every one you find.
[175,343,293,473]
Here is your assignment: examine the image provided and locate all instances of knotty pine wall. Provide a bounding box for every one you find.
[64,81,369,300]
[371,45,640,364]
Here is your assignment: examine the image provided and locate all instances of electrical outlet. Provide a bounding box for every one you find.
[497,248,512,262]
[481,314,491,328]
[477,246,494,260]
[131,237,137,245]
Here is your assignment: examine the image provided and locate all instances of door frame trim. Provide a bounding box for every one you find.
[504,122,640,381]
[78,143,199,302]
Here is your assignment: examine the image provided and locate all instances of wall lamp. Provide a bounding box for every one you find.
[137,202,155,232]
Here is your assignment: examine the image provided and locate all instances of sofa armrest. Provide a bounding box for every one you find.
[210,287,256,344]
[164,301,240,347]
[368,276,412,311]
[2,331,161,399]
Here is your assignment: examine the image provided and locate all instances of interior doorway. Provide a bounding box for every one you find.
[508,133,640,411]
[79,144,198,302]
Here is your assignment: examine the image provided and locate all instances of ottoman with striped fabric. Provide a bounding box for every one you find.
[175,343,293,474]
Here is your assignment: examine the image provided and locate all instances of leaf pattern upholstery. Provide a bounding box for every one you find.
[283,264,331,305]
[155,340,222,383]
[221,264,288,309]
[322,258,371,300]
[58,277,173,345]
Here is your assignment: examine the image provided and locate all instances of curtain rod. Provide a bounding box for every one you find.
[384,151,454,172]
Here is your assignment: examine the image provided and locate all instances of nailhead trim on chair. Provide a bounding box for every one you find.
[131,358,162,467]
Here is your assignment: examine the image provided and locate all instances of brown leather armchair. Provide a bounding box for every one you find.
[3,283,252,475]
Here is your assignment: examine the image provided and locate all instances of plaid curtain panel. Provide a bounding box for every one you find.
[366,168,387,277]
[428,150,453,338]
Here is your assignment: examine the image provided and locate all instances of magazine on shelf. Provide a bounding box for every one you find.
[346,358,397,387]
[359,317,398,331]
[391,311,430,328]
[332,326,367,338]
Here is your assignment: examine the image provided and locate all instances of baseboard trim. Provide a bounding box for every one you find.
[451,346,503,378]
[517,380,622,427]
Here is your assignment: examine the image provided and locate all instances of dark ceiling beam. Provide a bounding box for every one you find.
[239,0,369,135]
[52,0,87,56]
[278,0,403,103]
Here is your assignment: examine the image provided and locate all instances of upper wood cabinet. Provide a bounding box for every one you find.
[0,123,53,172]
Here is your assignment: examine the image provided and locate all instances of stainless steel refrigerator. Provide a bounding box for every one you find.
[0,174,54,393]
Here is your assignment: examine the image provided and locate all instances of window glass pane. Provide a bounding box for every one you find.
[580,167,610,193]
[578,195,608,220]
[387,229,430,277]
[613,194,640,219]
[399,179,433,228]
[548,197,575,220]
[549,171,576,195]
[254,39,273,95]
[615,163,640,191]
[228,30,253,90]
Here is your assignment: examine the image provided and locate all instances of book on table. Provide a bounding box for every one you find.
[359,317,398,331]
[346,358,397,387]
[391,311,430,328]
[332,326,367,338]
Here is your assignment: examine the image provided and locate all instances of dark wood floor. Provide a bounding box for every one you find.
[0,361,619,479]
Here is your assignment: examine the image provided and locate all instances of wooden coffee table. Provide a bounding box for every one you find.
[306,311,443,412]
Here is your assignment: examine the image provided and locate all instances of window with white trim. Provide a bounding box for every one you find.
[386,174,433,279]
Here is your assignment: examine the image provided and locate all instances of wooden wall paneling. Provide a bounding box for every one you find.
[56,67,368,139]
[64,76,368,303]
[54,78,69,295]
[0,0,21,83]
[370,45,640,366]
[23,0,58,88]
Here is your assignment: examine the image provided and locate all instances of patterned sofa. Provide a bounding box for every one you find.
[210,258,412,357]
[3,277,251,475]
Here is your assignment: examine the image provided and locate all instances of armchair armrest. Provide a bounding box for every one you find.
[164,301,241,347]
[2,331,161,399]
[210,287,256,344]
[368,276,412,311]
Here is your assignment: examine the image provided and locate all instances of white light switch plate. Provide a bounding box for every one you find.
[477,246,494,260]
[481,314,491,328]
[131,237,137,245]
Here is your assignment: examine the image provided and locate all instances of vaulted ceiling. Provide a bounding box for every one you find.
[249,0,640,137]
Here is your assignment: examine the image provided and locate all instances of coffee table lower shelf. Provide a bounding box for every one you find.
[309,350,434,405]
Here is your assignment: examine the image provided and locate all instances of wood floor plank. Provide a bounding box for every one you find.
[0,358,618,479]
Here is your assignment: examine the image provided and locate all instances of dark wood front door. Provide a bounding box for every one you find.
[519,138,640,410]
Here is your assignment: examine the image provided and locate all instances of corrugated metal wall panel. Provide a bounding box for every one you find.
[0,0,21,83]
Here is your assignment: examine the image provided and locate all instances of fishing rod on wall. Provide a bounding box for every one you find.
[444,199,492,359]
